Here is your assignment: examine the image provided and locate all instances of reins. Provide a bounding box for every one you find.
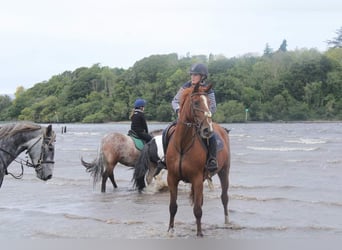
[0,147,29,179]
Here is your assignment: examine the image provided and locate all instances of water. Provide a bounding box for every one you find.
[1,122,341,239]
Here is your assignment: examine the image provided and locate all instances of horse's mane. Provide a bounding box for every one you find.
[179,87,193,110]
[0,122,41,138]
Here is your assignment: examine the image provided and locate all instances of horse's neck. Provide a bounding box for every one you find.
[0,130,41,167]
[174,122,196,151]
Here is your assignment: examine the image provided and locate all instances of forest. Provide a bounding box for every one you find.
[1,34,342,123]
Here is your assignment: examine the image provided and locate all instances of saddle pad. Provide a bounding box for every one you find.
[130,137,144,151]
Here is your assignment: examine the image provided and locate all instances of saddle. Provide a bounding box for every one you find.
[127,130,145,150]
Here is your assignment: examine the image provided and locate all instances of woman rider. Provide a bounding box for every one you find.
[130,98,152,143]
[171,63,218,172]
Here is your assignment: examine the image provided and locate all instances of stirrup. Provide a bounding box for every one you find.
[206,158,217,172]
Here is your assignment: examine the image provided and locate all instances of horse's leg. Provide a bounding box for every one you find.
[105,159,117,191]
[0,172,4,188]
[192,177,204,237]
[108,167,117,189]
[101,171,108,193]
[167,175,179,233]
[218,166,229,224]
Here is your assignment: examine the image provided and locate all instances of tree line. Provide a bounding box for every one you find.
[1,33,342,123]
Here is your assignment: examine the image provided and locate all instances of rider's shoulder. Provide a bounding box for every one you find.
[181,81,192,89]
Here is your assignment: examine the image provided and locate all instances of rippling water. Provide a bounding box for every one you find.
[1,122,341,239]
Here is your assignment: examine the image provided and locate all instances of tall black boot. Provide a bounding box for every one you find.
[206,135,217,172]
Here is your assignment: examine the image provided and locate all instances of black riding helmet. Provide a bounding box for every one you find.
[189,63,208,80]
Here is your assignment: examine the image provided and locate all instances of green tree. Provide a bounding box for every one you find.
[263,43,273,56]
[326,27,342,48]
[278,39,287,52]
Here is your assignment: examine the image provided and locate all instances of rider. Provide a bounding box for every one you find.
[129,98,152,143]
[171,63,218,172]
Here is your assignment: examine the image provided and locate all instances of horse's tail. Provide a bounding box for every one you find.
[81,148,104,188]
[132,143,151,191]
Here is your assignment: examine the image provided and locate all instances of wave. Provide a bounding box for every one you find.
[326,159,342,165]
[233,159,269,165]
[247,146,319,152]
[229,194,342,208]
[67,132,101,136]
[231,184,298,190]
[285,138,327,145]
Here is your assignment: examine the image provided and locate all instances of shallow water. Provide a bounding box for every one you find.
[1,122,341,239]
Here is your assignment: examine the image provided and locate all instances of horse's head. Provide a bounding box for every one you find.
[26,125,56,181]
[179,83,214,139]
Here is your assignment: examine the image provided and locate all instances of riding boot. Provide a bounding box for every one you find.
[206,135,218,172]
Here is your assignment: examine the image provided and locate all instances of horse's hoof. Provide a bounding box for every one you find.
[225,215,229,224]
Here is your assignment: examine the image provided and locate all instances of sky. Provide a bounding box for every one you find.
[1,0,341,95]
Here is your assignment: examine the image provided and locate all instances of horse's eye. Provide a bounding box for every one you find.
[194,101,200,107]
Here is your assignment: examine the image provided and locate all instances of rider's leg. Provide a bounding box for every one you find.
[206,135,218,172]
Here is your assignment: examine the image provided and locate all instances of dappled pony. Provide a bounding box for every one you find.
[0,122,56,188]
[81,130,162,192]
[166,84,231,237]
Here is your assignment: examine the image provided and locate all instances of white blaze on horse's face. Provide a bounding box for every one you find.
[200,95,214,138]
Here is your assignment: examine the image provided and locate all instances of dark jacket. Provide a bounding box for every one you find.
[131,109,148,134]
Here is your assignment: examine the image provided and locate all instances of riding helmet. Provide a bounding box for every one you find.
[134,98,146,108]
[189,63,208,78]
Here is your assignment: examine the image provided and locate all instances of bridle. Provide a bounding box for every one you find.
[0,132,56,179]
[175,91,213,155]
[179,91,212,131]
[190,92,212,130]
[26,133,56,170]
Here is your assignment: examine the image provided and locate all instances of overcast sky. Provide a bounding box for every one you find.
[1,0,341,94]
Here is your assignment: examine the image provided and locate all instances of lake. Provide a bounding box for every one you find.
[1,122,341,239]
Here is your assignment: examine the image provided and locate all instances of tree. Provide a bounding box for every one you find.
[278,39,287,52]
[263,43,273,56]
[326,27,342,48]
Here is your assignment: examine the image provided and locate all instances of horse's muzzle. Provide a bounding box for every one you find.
[42,174,52,181]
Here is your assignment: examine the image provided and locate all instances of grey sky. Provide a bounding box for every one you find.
[1,0,341,94]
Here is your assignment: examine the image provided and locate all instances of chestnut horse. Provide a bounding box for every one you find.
[166,83,230,237]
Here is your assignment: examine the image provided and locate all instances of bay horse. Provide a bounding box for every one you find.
[166,84,230,237]
[81,130,163,192]
[0,122,56,188]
